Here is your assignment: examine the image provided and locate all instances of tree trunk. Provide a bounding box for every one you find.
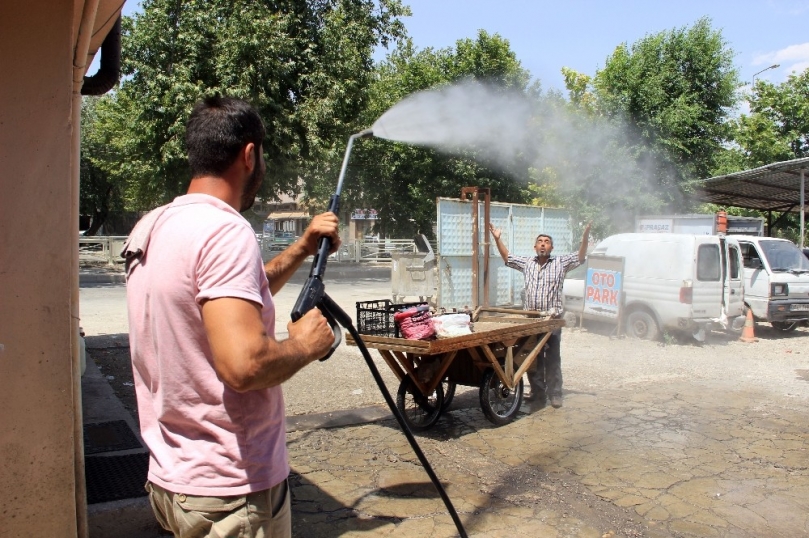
[84,185,112,236]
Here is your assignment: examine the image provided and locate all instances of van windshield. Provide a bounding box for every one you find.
[759,240,809,272]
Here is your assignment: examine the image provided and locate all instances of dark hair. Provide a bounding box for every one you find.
[186,96,266,178]
[536,234,553,246]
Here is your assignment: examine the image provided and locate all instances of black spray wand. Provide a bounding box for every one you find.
[290,128,373,360]
[289,129,468,536]
[309,128,373,280]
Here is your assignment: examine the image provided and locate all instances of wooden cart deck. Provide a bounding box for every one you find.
[347,317,563,354]
[347,315,564,427]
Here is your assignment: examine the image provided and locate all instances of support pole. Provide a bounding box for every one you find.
[482,189,491,307]
[470,189,480,309]
[461,187,491,309]
[801,169,805,249]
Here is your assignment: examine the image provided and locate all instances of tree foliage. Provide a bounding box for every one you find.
[87,0,409,214]
[592,17,740,207]
[716,69,809,241]
[82,8,752,240]
[545,18,741,236]
[80,97,126,235]
[731,69,809,167]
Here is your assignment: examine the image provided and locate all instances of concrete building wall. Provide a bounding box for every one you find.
[0,1,84,535]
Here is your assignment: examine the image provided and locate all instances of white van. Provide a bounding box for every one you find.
[563,233,745,340]
[734,235,809,331]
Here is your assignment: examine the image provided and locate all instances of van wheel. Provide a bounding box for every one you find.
[771,321,799,332]
[626,311,659,340]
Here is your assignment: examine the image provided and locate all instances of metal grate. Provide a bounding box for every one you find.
[85,453,149,504]
[84,420,142,455]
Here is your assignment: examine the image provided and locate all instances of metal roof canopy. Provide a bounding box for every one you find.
[694,156,808,247]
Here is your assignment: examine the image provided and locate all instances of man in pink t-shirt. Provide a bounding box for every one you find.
[126,97,340,537]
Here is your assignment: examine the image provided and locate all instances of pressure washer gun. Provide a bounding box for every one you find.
[291,128,373,361]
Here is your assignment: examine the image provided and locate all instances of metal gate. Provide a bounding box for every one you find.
[436,196,573,310]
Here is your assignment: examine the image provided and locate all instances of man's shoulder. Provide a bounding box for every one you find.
[148,204,256,266]
[165,200,251,234]
[168,198,238,219]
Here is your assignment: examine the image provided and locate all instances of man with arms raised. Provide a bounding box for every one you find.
[489,222,590,409]
[126,96,339,537]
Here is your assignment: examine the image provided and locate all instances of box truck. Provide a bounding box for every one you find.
[563,233,745,340]
[635,213,765,236]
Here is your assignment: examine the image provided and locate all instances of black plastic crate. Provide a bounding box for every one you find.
[356,299,426,338]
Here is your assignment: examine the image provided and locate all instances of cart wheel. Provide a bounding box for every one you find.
[441,378,456,411]
[479,369,523,426]
[396,376,445,431]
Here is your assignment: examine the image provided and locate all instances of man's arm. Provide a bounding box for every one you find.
[578,222,591,263]
[201,297,335,392]
[489,223,509,263]
[264,212,341,295]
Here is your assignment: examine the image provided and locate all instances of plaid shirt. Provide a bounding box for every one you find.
[506,253,582,314]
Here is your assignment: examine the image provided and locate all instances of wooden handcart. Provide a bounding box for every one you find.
[347,309,564,430]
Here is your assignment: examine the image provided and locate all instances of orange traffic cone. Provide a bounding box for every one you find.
[739,309,758,343]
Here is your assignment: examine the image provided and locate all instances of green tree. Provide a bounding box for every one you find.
[715,69,809,241]
[560,67,597,114]
[88,0,408,212]
[593,17,740,208]
[732,69,809,167]
[80,97,125,235]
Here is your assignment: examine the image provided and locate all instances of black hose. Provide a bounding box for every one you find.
[300,128,465,534]
[342,320,469,537]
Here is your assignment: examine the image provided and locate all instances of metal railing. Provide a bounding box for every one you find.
[338,239,420,263]
[79,236,128,265]
[263,238,420,263]
[83,236,435,266]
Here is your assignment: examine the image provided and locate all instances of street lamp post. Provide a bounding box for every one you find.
[751,64,780,87]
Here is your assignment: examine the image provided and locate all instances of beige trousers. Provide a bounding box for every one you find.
[145,479,291,538]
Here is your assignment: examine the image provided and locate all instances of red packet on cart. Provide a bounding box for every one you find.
[394,305,435,340]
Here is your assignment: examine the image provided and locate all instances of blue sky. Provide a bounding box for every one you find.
[116,0,809,91]
[391,0,809,91]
